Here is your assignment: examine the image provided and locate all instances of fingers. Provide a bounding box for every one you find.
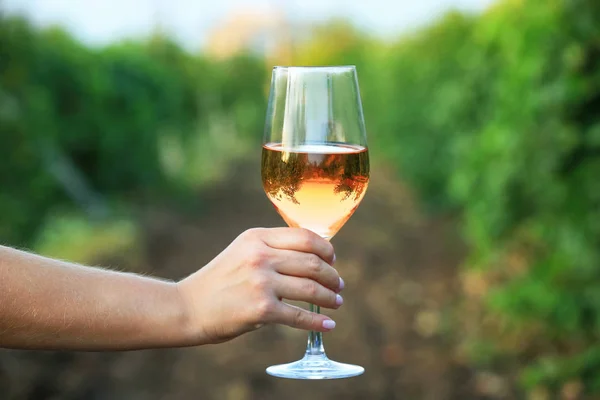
[260,228,335,265]
[275,275,343,309]
[273,302,336,332]
[273,250,342,292]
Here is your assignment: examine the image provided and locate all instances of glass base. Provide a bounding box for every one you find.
[266,354,364,380]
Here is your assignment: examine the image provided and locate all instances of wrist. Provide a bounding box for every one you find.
[172,279,210,346]
[139,279,199,348]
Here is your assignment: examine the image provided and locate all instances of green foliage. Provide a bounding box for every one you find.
[0,15,266,246]
[34,212,139,265]
[373,0,600,394]
[298,0,600,394]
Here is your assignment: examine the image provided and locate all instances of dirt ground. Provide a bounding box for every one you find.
[0,159,497,400]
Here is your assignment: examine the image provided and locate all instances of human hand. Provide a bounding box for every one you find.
[177,228,343,345]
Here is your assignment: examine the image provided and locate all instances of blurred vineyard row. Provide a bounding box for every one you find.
[0,16,267,248]
[2,0,600,396]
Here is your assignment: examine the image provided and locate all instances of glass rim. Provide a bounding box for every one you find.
[273,65,356,71]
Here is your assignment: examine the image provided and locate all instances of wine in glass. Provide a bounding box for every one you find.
[261,66,369,379]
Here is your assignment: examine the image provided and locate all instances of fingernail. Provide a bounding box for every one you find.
[336,294,344,306]
[339,277,345,290]
[322,320,336,330]
[332,253,336,264]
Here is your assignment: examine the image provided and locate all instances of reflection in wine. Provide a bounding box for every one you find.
[262,143,369,239]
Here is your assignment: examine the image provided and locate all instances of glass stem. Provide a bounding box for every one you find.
[305,303,325,357]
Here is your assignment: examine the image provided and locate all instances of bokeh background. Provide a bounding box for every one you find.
[1,0,599,398]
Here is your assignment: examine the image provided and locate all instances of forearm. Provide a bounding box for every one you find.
[0,245,192,350]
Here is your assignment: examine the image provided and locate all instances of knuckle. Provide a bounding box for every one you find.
[250,273,270,292]
[293,309,307,326]
[247,247,269,270]
[241,228,263,241]
[307,255,322,274]
[255,298,275,321]
[299,230,316,249]
[303,280,319,297]
[301,238,314,250]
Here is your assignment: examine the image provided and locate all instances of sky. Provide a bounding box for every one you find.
[3,0,494,50]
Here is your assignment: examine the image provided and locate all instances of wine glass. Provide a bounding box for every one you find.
[261,66,370,379]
